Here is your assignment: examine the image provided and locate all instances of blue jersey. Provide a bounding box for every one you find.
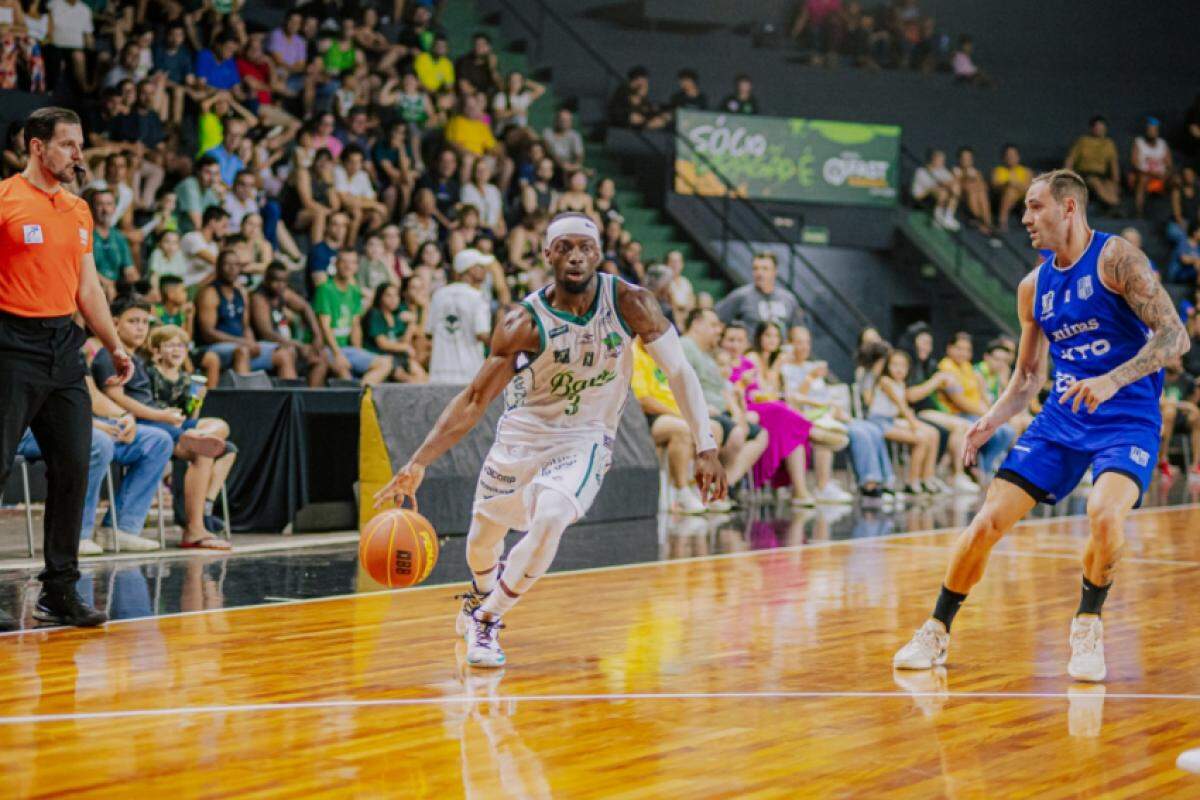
[1032,231,1162,444]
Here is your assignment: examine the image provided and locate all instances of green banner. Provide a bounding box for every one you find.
[674,110,901,207]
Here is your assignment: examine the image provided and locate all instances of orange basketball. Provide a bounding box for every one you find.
[359,508,439,588]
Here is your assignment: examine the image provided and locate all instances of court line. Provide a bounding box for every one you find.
[1,688,1199,725]
[3,501,1197,638]
[869,542,1200,567]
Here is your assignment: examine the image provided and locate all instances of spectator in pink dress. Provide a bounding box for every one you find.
[720,322,814,506]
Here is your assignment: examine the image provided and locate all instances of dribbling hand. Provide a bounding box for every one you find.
[694,449,728,503]
[373,461,426,509]
[962,415,998,468]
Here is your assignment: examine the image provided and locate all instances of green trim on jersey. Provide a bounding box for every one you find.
[538,275,603,326]
[610,274,635,337]
[520,300,546,355]
[575,443,599,497]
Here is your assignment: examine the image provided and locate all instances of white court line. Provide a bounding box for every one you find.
[3,501,1198,638]
[1,689,1199,726]
[870,542,1200,568]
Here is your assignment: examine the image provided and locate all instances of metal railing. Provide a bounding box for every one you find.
[898,144,1031,293]
[494,0,872,358]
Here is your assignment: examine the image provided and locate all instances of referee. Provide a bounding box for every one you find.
[0,107,134,628]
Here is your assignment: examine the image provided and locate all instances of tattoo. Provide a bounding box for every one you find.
[1100,238,1189,388]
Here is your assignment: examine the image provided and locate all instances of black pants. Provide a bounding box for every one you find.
[0,313,91,591]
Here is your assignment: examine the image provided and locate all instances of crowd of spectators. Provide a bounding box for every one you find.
[0,0,700,394]
[789,0,988,82]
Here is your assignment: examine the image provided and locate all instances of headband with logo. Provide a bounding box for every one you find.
[546,215,601,248]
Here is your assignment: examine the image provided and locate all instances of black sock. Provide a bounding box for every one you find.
[1077,575,1111,617]
[932,585,968,632]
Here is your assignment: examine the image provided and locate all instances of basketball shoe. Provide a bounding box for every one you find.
[456,563,504,637]
[1067,616,1106,682]
[893,619,950,669]
[465,610,506,668]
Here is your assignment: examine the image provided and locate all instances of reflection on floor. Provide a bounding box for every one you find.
[1,476,1197,630]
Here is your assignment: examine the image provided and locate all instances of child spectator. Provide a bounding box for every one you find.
[866,348,940,495]
[951,36,993,87]
[146,324,237,549]
[912,149,961,231]
[93,297,234,550]
[153,275,193,339]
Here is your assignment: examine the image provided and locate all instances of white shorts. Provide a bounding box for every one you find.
[471,433,614,531]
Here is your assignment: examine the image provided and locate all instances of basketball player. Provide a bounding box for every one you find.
[893,170,1189,681]
[374,213,727,667]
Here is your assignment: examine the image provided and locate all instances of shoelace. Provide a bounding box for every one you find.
[474,617,505,647]
[914,625,943,653]
[1072,625,1099,654]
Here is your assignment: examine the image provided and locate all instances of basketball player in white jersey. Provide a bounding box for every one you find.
[375,213,727,667]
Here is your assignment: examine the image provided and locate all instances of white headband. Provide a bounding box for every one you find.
[546,215,601,248]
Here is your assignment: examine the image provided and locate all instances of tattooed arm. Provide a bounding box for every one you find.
[1060,236,1190,413]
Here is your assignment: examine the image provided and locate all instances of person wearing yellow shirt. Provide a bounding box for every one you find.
[631,338,725,514]
[934,332,1015,478]
[991,144,1032,231]
[413,35,455,94]
[1065,116,1121,210]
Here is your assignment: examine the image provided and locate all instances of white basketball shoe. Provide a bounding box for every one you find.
[893,619,950,669]
[1067,615,1106,682]
[465,611,507,668]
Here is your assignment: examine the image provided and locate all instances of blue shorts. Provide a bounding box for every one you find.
[199,342,279,372]
[330,346,389,377]
[997,424,1158,507]
[140,418,198,444]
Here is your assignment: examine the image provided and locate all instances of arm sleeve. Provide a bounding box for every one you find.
[644,326,718,453]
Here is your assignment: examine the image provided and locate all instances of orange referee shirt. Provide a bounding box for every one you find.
[0,174,94,318]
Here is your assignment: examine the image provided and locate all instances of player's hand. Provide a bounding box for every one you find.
[694,448,727,503]
[106,347,135,386]
[1059,374,1119,414]
[373,461,426,509]
[962,414,999,468]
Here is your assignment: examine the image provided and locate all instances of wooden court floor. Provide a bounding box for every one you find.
[1,504,1199,798]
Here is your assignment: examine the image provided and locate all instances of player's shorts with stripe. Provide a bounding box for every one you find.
[996,423,1158,507]
[472,431,614,531]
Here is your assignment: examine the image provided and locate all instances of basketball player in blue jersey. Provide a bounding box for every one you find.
[894,170,1190,681]
[374,213,726,668]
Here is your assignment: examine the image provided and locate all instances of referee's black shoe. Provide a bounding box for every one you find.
[33,589,107,628]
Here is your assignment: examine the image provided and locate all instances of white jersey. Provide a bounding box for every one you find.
[497,273,635,441]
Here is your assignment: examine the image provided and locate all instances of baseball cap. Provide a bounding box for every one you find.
[453,248,495,275]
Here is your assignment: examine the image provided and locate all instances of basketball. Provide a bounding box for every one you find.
[359,508,439,588]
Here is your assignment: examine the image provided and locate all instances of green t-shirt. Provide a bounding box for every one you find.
[324,40,357,74]
[174,176,220,233]
[93,227,133,282]
[362,306,408,354]
[154,304,187,328]
[313,280,363,348]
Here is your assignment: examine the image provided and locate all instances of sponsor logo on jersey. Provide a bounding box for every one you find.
[603,435,614,450]
[602,331,623,356]
[23,224,43,244]
[549,324,569,339]
[580,332,595,344]
[1064,289,1072,304]
[1049,317,1100,342]
[483,465,516,484]
[1130,446,1149,467]
[79,227,89,246]
[582,352,594,367]
[1077,275,1093,300]
[1040,290,1055,319]
[549,368,618,415]
[540,454,578,476]
[554,348,570,363]
[1057,338,1110,362]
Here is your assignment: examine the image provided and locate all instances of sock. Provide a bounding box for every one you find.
[204,499,214,517]
[478,578,521,619]
[1077,575,1111,617]
[471,562,500,595]
[932,585,968,632]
